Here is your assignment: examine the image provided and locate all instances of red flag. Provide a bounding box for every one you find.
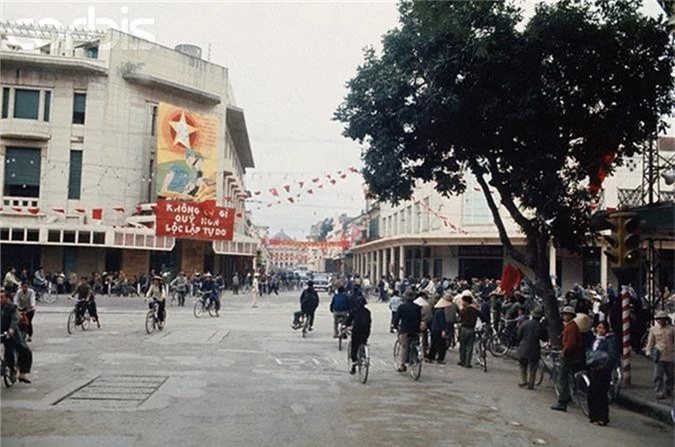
[287,197,294,203]
[312,178,320,183]
[75,208,86,213]
[27,207,40,215]
[307,189,314,194]
[113,206,125,213]
[500,264,525,294]
[269,188,279,196]
[91,208,103,220]
[283,184,290,193]
[52,208,66,214]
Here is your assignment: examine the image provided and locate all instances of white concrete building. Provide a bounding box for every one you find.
[350,140,675,292]
[0,22,256,278]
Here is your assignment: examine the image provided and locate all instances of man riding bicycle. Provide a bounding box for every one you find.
[146,276,166,323]
[14,281,36,342]
[395,290,422,372]
[330,286,350,338]
[33,266,48,295]
[72,277,100,328]
[1,289,32,383]
[170,271,189,307]
[345,296,371,374]
[200,273,220,317]
[292,281,319,330]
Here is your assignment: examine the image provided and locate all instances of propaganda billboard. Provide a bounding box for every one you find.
[155,103,218,202]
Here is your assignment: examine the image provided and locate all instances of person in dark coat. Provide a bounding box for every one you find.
[516,306,548,389]
[426,297,451,364]
[1,289,32,383]
[292,281,319,330]
[586,321,618,426]
[345,297,371,374]
[396,290,422,372]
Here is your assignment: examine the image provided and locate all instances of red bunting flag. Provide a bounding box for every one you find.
[269,188,279,196]
[298,181,304,189]
[296,193,301,198]
[267,203,273,208]
[27,208,40,215]
[91,208,103,220]
[75,208,86,213]
[312,178,320,183]
[340,173,347,179]
[307,189,314,194]
[12,207,22,213]
[318,184,324,189]
[238,193,248,199]
[287,197,295,203]
[329,179,337,185]
[326,174,332,179]
[254,191,261,196]
[113,207,125,213]
[283,184,290,193]
[52,208,66,214]
[348,166,359,173]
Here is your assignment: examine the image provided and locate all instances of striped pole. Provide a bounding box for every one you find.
[621,285,631,387]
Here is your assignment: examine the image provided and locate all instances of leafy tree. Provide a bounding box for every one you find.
[318,217,334,241]
[335,0,674,342]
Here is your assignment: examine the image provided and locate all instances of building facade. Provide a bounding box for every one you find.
[1,23,257,279]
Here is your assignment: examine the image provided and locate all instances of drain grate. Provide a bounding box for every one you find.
[53,375,169,409]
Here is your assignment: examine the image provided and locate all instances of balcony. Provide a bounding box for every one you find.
[0,118,51,141]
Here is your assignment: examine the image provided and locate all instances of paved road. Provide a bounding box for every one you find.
[1,291,672,447]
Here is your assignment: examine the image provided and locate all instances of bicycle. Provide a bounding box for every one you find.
[347,340,370,384]
[474,328,488,372]
[146,298,166,334]
[1,333,17,388]
[193,292,217,318]
[67,300,93,335]
[393,333,423,380]
[35,283,56,304]
[488,317,520,357]
[337,316,351,351]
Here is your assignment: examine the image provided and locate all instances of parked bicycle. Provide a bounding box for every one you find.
[35,283,56,304]
[474,327,488,372]
[393,333,423,380]
[146,298,166,334]
[488,317,521,357]
[1,332,17,388]
[67,299,94,335]
[347,340,370,384]
[193,291,218,318]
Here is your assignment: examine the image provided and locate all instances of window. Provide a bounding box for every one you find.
[2,88,9,118]
[43,91,51,122]
[14,89,40,120]
[3,147,41,198]
[463,175,492,224]
[86,46,99,59]
[73,92,86,124]
[68,150,83,199]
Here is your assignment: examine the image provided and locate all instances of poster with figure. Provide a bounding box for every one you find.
[155,103,218,202]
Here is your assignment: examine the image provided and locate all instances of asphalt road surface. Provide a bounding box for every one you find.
[1,290,672,447]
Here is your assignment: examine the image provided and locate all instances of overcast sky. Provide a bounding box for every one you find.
[3,1,665,239]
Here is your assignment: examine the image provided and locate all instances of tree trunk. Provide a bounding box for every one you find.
[530,234,563,346]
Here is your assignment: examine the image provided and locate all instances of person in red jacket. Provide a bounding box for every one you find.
[551,306,585,412]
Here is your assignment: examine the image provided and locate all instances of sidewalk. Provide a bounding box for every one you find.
[616,351,674,425]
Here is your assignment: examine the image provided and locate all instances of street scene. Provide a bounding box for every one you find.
[0,290,673,447]
[2,0,675,446]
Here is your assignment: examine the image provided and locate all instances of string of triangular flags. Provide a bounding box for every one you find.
[238,166,361,207]
[415,196,467,234]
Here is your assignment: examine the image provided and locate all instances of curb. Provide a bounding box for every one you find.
[615,391,674,426]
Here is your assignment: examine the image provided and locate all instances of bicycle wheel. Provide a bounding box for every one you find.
[41,289,57,304]
[302,317,309,338]
[574,372,591,417]
[608,367,621,404]
[2,363,16,388]
[393,338,401,369]
[338,332,343,351]
[67,310,76,335]
[480,340,487,373]
[145,310,155,334]
[535,359,545,386]
[169,293,177,307]
[346,341,352,365]
[488,333,509,357]
[358,344,369,384]
[409,344,422,381]
[158,310,165,330]
[81,310,90,331]
[193,300,204,318]
[208,302,217,317]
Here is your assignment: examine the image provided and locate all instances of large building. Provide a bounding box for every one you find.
[348,139,675,292]
[0,22,257,278]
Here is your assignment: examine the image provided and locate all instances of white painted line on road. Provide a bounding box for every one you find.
[312,358,320,365]
[290,403,306,415]
[274,357,305,365]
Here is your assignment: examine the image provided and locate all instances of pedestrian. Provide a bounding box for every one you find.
[251,273,260,308]
[645,310,675,399]
[232,272,240,295]
[13,281,37,342]
[395,290,422,372]
[444,294,460,349]
[551,306,585,412]
[457,292,481,368]
[586,321,618,426]
[3,267,21,296]
[516,307,548,389]
[414,292,432,356]
[427,295,451,364]
[389,290,402,333]
[1,290,32,383]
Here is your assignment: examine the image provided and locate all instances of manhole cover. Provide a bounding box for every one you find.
[53,375,168,410]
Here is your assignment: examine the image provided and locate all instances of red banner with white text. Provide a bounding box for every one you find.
[156,199,235,241]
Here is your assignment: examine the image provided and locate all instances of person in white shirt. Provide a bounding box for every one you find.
[251,273,260,308]
[13,281,36,342]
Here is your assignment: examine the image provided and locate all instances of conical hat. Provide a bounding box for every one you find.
[434,298,452,309]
